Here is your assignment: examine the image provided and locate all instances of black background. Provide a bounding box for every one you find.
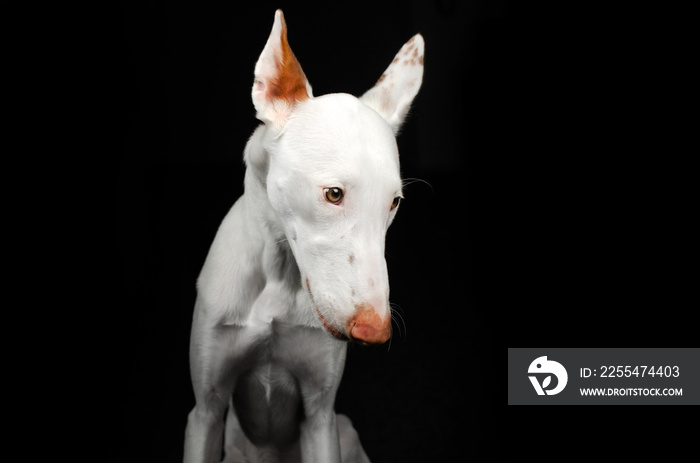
[97,1,695,462]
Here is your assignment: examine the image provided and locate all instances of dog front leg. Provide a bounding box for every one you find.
[295,342,347,463]
[184,305,253,463]
[299,402,342,463]
[184,399,228,463]
[184,354,238,463]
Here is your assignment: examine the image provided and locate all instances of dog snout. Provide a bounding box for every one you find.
[346,303,391,345]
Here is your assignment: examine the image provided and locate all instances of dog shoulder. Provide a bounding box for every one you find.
[196,197,266,322]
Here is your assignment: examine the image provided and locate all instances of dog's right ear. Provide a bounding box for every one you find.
[252,10,313,129]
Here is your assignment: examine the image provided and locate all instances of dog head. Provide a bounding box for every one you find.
[248,10,423,345]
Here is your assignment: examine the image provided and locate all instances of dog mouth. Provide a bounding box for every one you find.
[314,306,349,341]
[305,277,349,341]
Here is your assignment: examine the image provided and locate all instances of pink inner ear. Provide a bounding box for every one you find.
[255,79,265,92]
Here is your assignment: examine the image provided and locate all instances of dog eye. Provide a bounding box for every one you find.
[324,187,344,204]
[391,196,401,210]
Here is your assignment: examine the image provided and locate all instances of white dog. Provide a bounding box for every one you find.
[184,10,424,463]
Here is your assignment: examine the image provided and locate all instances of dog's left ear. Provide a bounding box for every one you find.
[252,10,313,128]
[360,34,424,135]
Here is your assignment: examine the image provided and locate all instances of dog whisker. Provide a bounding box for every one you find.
[401,177,433,193]
[389,303,407,340]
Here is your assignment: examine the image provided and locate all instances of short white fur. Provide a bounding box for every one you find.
[184,10,424,463]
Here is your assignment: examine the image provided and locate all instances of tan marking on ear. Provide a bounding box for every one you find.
[419,55,424,66]
[269,12,309,104]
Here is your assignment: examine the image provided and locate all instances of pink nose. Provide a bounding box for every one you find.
[347,304,391,345]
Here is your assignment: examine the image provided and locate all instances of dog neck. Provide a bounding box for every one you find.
[242,125,304,297]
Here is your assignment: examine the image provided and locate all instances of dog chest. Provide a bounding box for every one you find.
[232,362,302,449]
